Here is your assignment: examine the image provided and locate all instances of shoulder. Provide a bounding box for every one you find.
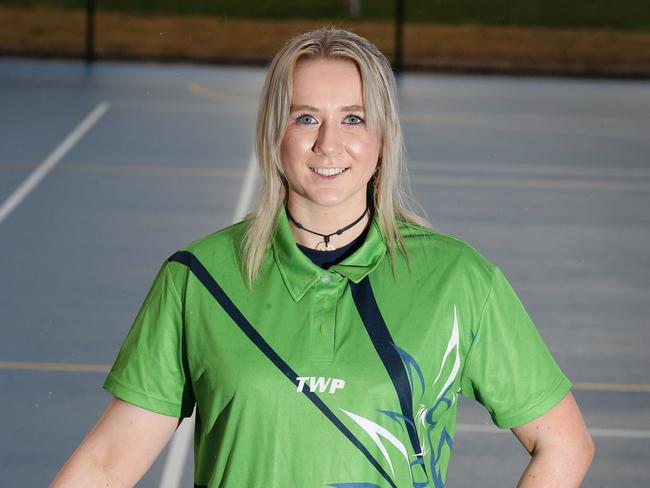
[182,218,251,260]
[397,220,494,270]
[395,219,496,288]
[164,218,252,285]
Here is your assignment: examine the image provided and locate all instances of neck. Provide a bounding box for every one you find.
[286,198,370,249]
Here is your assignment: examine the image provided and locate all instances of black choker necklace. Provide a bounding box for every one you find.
[286,204,369,251]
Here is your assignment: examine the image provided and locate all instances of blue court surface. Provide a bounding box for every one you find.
[1,57,649,487]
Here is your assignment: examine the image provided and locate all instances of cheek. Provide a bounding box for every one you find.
[346,134,381,167]
[279,134,291,162]
[281,132,311,166]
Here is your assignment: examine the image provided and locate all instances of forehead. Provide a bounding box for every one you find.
[291,57,363,105]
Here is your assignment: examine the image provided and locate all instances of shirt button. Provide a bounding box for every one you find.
[321,274,331,284]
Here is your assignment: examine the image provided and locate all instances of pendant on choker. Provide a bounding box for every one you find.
[315,241,336,251]
[286,203,368,254]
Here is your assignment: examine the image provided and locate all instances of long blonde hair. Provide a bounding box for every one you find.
[243,27,428,284]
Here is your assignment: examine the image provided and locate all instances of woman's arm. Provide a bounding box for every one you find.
[512,391,594,487]
[50,397,180,487]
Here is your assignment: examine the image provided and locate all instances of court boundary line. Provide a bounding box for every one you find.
[158,149,258,488]
[2,364,650,394]
[407,159,650,179]
[3,358,646,440]
[185,82,650,140]
[572,381,650,393]
[0,361,109,373]
[0,160,246,179]
[456,424,650,439]
[0,102,110,224]
[7,158,644,181]
[408,173,650,192]
[401,111,649,139]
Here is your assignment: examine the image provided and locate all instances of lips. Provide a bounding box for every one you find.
[310,167,348,176]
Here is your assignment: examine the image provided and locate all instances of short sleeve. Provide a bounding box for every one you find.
[460,266,571,429]
[102,261,195,418]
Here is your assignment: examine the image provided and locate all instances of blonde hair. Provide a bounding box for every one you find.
[243,27,428,284]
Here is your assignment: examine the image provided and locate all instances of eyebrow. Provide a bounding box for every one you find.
[290,104,365,112]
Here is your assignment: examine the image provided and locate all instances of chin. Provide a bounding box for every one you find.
[292,187,364,211]
[310,198,345,209]
[303,191,348,208]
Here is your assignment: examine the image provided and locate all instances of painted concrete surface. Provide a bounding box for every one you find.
[0,58,648,487]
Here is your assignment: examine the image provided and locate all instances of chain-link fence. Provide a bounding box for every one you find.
[1,0,649,76]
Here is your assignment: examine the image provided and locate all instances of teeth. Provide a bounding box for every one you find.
[311,167,347,176]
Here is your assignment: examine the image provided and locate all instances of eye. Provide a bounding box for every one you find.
[296,113,317,125]
[344,114,365,125]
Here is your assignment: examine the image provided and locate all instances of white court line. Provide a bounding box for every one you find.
[456,423,650,439]
[408,173,650,192]
[407,159,650,179]
[0,102,110,225]
[588,428,650,439]
[159,149,258,488]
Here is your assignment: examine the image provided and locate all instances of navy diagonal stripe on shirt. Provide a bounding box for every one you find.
[350,276,428,481]
[168,250,397,488]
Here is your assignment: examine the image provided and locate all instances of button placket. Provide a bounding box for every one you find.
[309,273,342,361]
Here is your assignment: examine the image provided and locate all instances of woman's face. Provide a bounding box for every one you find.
[280,57,382,216]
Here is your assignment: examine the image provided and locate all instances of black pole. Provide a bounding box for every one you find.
[85,0,95,63]
[394,0,404,74]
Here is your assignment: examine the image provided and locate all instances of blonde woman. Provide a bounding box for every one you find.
[52,28,593,488]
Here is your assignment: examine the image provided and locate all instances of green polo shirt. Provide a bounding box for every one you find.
[103,206,571,488]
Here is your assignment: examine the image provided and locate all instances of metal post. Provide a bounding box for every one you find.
[348,0,361,17]
[394,0,405,74]
[85,0,95,63]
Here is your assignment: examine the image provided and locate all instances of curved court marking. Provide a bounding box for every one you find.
[187,82,257,105]
[158,148,260,488]
[0,102,109,224]
[110,99,257,115]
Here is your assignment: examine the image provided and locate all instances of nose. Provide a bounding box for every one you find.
[312,121,342,157]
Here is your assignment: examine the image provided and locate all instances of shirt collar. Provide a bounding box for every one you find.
[272,205,387,302]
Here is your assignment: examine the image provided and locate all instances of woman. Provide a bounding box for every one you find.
[51,28,594,487]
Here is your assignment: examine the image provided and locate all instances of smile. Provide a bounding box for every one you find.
[310,167,348,176]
